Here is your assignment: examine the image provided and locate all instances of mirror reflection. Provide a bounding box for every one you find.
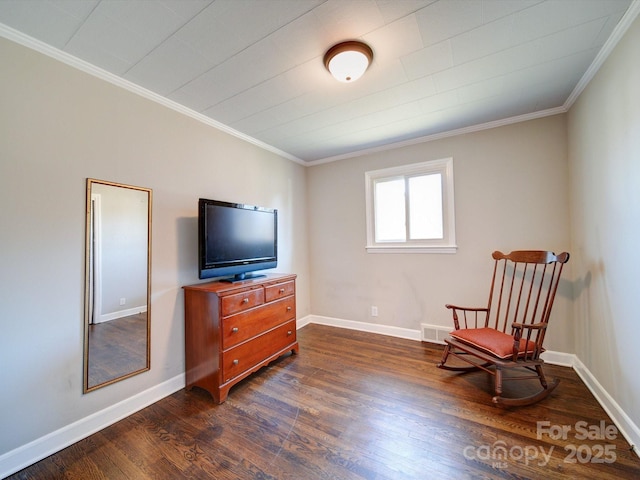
[84,179,152,392]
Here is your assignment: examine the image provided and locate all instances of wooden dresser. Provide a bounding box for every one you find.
[183,273,298,403]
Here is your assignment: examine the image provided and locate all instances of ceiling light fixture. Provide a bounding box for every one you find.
[323,40,373,83]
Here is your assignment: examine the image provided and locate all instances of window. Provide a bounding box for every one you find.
[365,157,456,253]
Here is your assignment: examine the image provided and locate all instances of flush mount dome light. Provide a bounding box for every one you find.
[323,40,373,83]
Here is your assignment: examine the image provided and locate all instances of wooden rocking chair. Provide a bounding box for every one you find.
[438,250,570,406]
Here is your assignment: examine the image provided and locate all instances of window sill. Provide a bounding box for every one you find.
[365,245,458,254]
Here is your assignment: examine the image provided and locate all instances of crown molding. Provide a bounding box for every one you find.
[3,0,638,169]
[307,106,567,166]
[564,0,640,109]
[307,0,640,167]
[0,23,306,166]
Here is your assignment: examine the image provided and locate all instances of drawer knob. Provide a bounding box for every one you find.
[232,327,239,333]
[233,359,239,365]
[242,298,249,304]
[287,330,292,336]
[279,288,285,293]
[286,306,292,312]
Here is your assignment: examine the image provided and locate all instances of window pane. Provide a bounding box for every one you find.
[365,157,455,253]
[375,179,405,242]
[409,174,443,240]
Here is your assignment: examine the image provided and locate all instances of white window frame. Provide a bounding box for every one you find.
[365,157,457,254]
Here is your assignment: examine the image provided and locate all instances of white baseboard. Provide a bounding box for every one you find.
[0,374,185,479]
[303,316,638,458]
[296,314,313,329]
[4,317,638,477]
[98,305,147,323]
[572,357,639,457]
[306,314,421,341]
[540,350,576,367]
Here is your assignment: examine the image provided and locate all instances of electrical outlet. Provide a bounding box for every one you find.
[371,306,378,317]
[120,298,126,306]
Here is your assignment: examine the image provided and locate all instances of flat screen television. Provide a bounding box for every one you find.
[198,198,277,282]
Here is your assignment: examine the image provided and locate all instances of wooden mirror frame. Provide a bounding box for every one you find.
[83,178,152,393]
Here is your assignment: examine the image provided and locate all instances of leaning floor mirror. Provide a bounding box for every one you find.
[84,178,152,392]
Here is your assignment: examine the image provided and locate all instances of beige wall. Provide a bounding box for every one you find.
[3,9,639,469]
[307,114,572,351]
[0,36,309,455]
[567,15,640,433]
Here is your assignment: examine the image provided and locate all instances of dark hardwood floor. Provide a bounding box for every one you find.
[88,312,148,386]
[10,324,640,479]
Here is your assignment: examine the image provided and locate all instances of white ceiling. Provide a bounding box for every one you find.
[0,0,635,164]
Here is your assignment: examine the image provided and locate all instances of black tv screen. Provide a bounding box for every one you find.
[198,198,277,281]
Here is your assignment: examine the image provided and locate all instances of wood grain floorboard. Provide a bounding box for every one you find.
[88,312,147,386]
[8,324,640,479]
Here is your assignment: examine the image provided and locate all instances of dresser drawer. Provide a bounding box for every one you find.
[265,280,295,302]
[221,288,264,316]
[222,320,296,382]
[184,273,297,403]
[222,296,295,350]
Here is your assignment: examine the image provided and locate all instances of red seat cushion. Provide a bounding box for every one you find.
[449,327,538,359]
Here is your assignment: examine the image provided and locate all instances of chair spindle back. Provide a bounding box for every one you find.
[487,250,569,356]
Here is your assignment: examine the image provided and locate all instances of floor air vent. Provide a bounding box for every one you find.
[421,324,450,345]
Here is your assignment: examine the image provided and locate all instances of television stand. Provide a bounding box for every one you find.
[183,273,298,403]
[221,272,266,283]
